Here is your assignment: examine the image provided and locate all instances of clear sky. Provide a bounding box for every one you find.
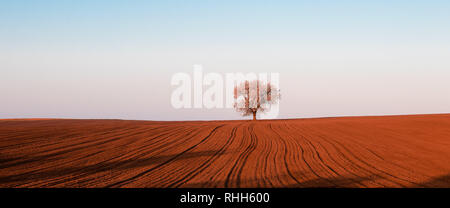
[1,0,450,120]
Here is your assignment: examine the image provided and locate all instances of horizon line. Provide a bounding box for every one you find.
[1,112,449,122]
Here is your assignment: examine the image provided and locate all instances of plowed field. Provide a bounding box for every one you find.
[1,114,450,187]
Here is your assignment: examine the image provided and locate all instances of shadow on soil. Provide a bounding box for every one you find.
[0,150,231,185]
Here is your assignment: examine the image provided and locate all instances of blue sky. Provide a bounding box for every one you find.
[2,1,450,47]
[1,1,450,120]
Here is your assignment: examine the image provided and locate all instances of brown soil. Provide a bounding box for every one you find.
[1,114,450,187]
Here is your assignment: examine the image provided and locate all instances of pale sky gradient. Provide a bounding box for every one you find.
[1,0,450,120]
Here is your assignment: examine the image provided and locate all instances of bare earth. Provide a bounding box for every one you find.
[1,114,450,188]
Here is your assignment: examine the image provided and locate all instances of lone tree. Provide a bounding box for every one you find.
[233,80,280,120]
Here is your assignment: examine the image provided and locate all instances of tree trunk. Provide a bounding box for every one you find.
[252,111,257,121]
